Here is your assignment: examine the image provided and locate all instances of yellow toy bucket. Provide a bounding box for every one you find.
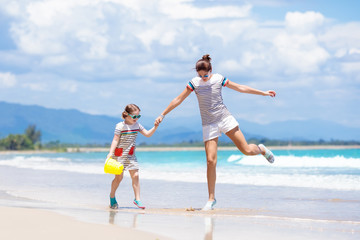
[104,157,124,175]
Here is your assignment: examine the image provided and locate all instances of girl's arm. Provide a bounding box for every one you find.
[226,80,276,97]
[140,125,158,137]
[107,134,120,158]
[155,87,192,124]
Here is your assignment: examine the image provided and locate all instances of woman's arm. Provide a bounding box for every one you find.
[226,80,276,97]
[155,87,192,124]
[140,125,158,137]
[107,134,120,158]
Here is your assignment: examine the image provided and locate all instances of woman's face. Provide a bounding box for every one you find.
[198,70,211,81]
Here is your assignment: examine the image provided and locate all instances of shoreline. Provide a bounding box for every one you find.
[0,145,359,154]
[0,206,171,240]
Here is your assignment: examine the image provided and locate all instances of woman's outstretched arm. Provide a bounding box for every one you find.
[226,80,276,97]
[155,87,192,125]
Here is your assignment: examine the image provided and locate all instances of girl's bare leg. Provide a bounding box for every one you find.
[226,126,264,155]
[204,138,218,201]
[110,173,123,198]
[129,169,140,200]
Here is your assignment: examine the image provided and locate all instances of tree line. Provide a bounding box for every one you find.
[1,125,359,151]
[0,125,41,150]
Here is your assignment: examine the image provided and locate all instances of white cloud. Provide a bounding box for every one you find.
[159,1,252,20]
[22,82,48,91]
[319,22,360,50]
[26,0,74,27]
[341,62,360,75]
[59,81,78,93]
[273,32,330,73]
[0,72,17,88]
[1,1,22,17]
[76,29,108,59]
[204,19,256,44]
[285,11,325,33]
[136,61,167,77]
[270,11,330,73]
[41,55,72,66]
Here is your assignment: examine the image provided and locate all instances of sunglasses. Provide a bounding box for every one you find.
[128,113,141,119]
[198,72,210,78]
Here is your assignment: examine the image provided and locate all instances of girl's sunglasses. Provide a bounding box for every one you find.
[128,113,141,119]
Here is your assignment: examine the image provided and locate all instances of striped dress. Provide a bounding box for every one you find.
[114,121,144,170]
[187,73,231,126]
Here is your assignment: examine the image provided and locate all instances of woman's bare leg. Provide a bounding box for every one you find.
[225,126,264,155]
[204,138,218,201]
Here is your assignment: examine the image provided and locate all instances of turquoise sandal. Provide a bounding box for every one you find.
[133,199,145,209]
[110,197,118,209]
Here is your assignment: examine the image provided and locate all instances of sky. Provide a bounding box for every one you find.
[0,0,360,128]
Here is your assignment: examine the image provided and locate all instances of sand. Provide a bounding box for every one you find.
[0,206,170,240]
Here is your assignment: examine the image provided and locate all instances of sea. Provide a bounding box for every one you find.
[0,148,360,239]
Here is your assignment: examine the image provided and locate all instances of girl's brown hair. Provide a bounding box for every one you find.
[122,104,140,119]
[195,54,212,72]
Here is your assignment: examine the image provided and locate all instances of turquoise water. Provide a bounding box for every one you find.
[1,148,359,191]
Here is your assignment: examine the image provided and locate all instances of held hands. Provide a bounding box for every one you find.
[154,120,160,127]
[265,90,276,97]
[154,115,164,125]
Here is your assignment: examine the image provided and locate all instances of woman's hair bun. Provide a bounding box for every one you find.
[202,54,211,62]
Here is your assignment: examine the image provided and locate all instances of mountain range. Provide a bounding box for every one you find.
[0,101,359,144]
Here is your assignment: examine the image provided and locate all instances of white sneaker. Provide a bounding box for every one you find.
[202,199,216,211]
[259,144,275,163]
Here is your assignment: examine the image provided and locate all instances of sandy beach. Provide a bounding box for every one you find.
[0,206,170,240]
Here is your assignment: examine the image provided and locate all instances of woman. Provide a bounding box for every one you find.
[155,54,276,210]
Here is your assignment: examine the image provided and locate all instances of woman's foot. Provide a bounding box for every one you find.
[133,199,145,209]
[202,199,217,211]
[259,144,275,163]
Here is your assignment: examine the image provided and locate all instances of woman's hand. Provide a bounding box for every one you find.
[265,90,276,97]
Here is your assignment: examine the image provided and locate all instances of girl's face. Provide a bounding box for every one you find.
[198,70,211,81]
[125,109,141,124]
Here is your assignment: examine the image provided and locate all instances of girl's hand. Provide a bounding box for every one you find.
[154,115,164,125]
[265,90,276,97]
[107,153,113,159]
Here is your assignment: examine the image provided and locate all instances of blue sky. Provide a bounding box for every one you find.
[0,0,359,128]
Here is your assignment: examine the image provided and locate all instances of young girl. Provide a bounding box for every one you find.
[107,104,158,209]
[155,54,276,211]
